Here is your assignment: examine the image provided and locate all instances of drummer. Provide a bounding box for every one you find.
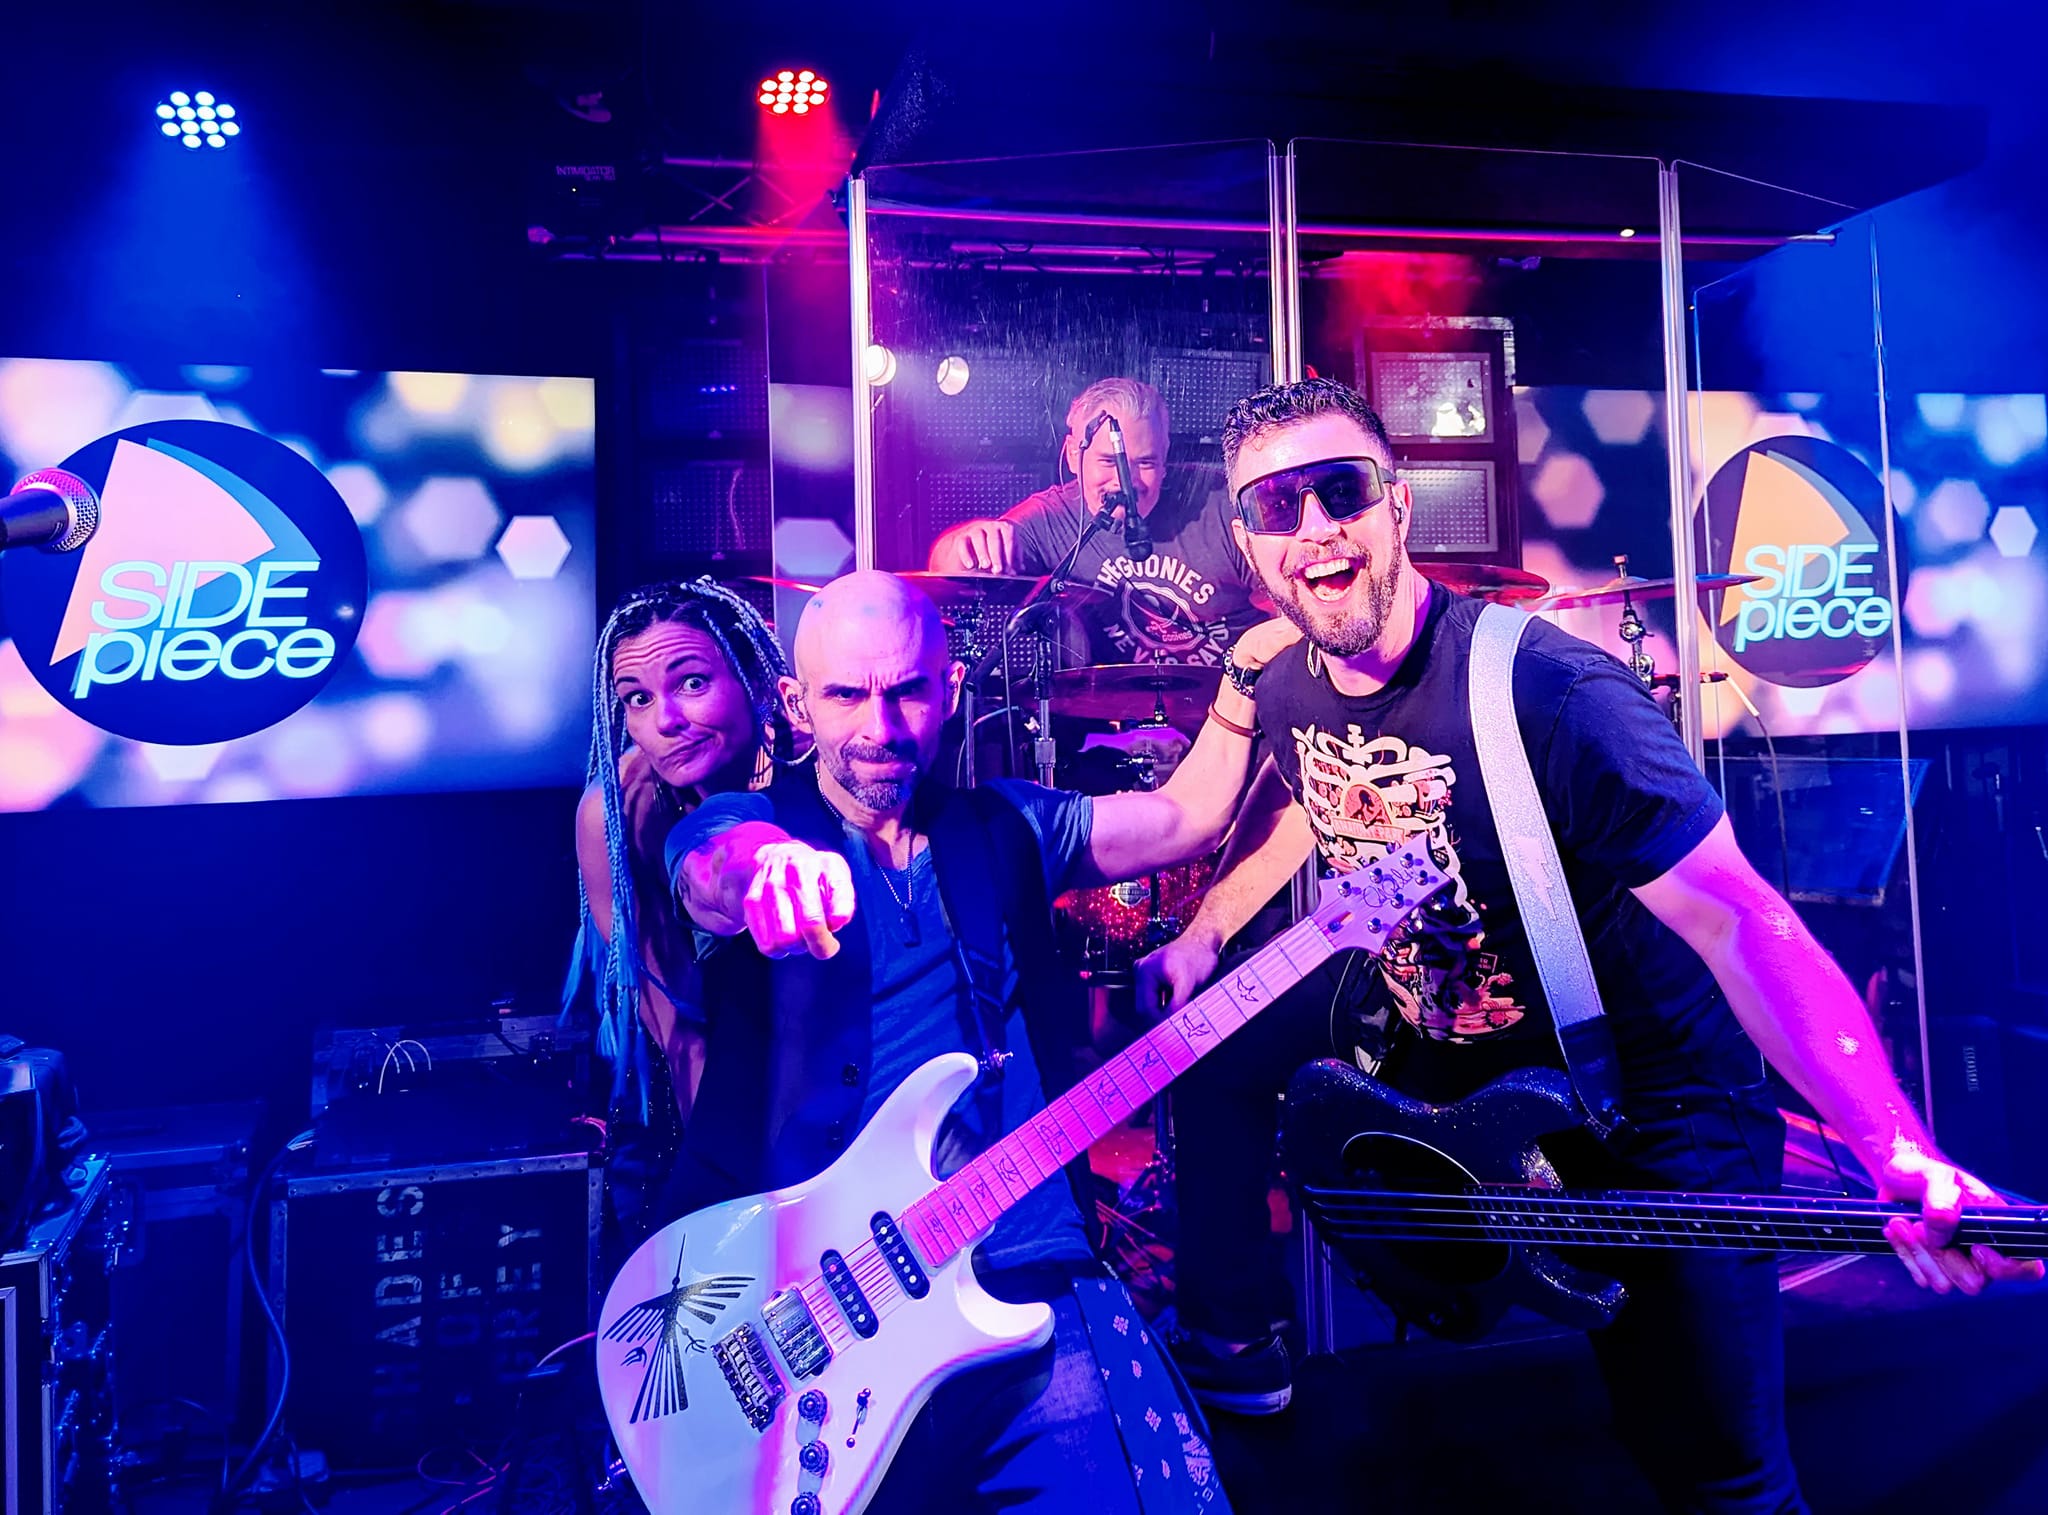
[927,377,1269,670]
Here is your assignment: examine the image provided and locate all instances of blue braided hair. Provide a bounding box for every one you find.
[563,577,793,1113]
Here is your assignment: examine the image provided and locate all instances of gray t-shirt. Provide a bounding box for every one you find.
[1004,475,1265,667]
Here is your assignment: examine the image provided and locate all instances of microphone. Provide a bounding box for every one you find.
[0,469,99,553]
[1102,417,1150,561]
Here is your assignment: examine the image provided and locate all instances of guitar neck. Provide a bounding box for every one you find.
[1304,1185,2048,1261]
[902,917,1335,1268]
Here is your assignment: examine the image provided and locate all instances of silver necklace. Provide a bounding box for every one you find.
[875,834,922,944]
[823,789,923,943]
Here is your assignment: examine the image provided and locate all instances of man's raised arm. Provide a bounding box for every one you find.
[669,809,855,960]
[928,517,1021,576]
[1635,816,2044,1295]
[1075,620,1300,886]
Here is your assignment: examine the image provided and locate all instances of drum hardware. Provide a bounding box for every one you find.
[1413,560,1551,602]
[1534,555,1756,727]
[745,572,1108,614]
[1045,663,1223,731]
[1614,555,1656,686]
[1534,562,1761,612]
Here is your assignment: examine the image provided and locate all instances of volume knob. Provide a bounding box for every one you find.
[790,1496,822,1515]
[797,1390,828,1423]
[799,1440,830,1474]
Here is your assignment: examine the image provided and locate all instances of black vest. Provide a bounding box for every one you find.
[684,771,1085,1201]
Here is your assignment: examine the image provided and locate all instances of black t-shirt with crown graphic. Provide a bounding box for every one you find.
[1255,586,1752,1106]
[1004,474,1266,668]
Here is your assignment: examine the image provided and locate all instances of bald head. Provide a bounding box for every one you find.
[791,569,949,686]
[783,571,961,818]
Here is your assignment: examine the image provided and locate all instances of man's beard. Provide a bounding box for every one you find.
[823,737,925,811]
[1268,540,1405,657]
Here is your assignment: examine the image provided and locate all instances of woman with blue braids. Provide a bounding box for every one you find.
[566,578,796,1252]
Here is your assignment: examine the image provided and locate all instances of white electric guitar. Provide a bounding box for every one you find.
[596,838,1448,1515]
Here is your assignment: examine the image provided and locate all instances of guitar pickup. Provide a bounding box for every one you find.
[821,1249,878,1338]
[872,1212,930,1298]
[762,1288,833,1379]
[712,1323,786,1431]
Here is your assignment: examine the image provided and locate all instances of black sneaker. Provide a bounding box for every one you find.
[1168,1332,1293,1415]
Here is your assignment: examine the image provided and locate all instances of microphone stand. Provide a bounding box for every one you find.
[963,482,1122,788]
[960,412,1121,787]
[1102,415,1149,561]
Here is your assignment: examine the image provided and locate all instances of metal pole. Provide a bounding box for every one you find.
[1299,1206,1336,1357]
[1657,165,1704,768]
[1267,144,1302,383]
[1867,222,1935,1136]
[847,173,877,571]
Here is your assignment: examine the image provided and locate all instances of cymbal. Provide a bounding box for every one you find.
[746,572,1107,610]
[1537,572,1761,611]
[1416,560,1551,602]
[1050,662,1223,726]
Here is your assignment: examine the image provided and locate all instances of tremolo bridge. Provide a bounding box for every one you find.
[711,1323,785,1430]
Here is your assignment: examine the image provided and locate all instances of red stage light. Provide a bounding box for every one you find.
[758,68,829,116]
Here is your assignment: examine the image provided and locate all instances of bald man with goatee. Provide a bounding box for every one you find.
[659,569,1294,1512]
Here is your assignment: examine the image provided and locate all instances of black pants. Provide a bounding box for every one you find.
[1172,951,1808,1513]
[1173,948,1353,1343]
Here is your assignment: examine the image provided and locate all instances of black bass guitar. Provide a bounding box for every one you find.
[1282,1058,2048,1341]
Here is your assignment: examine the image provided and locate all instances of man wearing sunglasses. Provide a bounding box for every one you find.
[1141,377,2035,1507]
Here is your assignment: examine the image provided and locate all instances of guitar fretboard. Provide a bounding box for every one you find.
[1303,1185,2048,1259]
[900,916,1338,1268]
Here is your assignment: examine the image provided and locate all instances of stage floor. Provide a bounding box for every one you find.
[1208,1255,2048,1514]
[126,1254,2048,1514]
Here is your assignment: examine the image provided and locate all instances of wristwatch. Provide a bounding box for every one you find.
[1222,645,1263,699]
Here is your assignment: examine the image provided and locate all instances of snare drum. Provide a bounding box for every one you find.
[1054,856,1215,966]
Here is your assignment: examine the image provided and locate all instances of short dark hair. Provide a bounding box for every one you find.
[1222,377,1395,474]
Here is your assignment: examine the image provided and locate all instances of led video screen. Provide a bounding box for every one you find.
[1515,387,2047,737]
[0,362,595,809]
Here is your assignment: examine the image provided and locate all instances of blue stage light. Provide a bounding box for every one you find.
[159,92,240,146]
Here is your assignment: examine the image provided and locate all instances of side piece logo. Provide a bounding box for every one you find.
[1,421,368,743]
[1694,436,1899,689]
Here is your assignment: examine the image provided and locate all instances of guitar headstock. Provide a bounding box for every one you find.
[1309,834,1452,955]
